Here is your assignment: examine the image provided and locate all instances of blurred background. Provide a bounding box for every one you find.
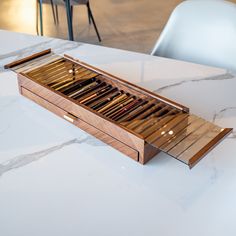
[0,0,235,53]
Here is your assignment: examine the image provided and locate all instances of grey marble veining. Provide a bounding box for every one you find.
[153,72,235,93]
[212,106,236,139]
[0,136,99,177]
[212,107,236,122]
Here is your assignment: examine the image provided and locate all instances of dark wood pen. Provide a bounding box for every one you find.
[84,87,118,106]
[79,84,112,103]
[117,101,150,123]
[59,77,96,94]
[63,77,97,95]
[58,76,98,90]
[69,81,100,98]
[119,100,156,123]
[91,91,123,110]
[110,99,142,120]
[97,93,128,113]
[133,106,170,133]
[124,102,163,129]
[113,100,147,121]
[73,82,108,101]
[54,79,82,91]
[103,97,135,117]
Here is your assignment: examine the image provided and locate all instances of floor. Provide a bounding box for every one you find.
[0,0,235,54]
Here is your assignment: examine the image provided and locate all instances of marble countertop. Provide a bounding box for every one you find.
[0,30,236,236]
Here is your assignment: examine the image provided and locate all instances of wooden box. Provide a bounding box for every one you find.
[5,49,232,168]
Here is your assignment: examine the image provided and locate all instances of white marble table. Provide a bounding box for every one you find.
[0,30,236,236]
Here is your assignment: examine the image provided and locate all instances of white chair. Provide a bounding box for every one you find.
[151,0,236,72]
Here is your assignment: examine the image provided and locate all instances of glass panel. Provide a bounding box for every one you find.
[176,126,222,164]
[145,113,189,143]
[152,114,198,148]
[160,117,206,152]
[168,122,214,157]
[15,54,62,74]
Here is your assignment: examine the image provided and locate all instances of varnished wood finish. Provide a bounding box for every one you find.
[18,67,161,164]
[141,143,161,164]
[17,70,175,164]
[18,73,147,156]
[10,50,232,167]
[4,49,51,69]
[21,87,139,161]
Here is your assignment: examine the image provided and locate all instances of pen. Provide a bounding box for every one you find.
[119,100,156,123]
[114,100,147,122]
[133,106,170,133]
[63,77,97,95]
[97,93,128,113]
[84,87,118,106]
[104,97,135,117]
[125,102,163,129]
[91,92,123,110]
[59,77,96,94]
[79,84,112,103]
[68,81,99,98]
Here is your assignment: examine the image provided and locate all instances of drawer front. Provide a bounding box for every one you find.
[21,87,68,118]
[21,87,139,161]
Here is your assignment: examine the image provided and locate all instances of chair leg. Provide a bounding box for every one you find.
[55,4,59,24]
[50,0,57,24]
[65,0,74,41]
[39,0,43,35]
[86,2,101,42]
[71,5,73,22]
[87,4,91,24]
[36,0,39,35]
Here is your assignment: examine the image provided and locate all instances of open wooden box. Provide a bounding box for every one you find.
[5,49,232,168]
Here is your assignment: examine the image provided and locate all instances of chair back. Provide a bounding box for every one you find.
[151,0,236,71]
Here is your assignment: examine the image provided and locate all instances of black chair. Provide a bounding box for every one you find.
[36,0,101,41]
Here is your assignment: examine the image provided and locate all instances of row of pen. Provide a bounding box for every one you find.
[29,59,180,135]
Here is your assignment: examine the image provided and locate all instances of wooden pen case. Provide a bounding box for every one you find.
[5,49,232,168]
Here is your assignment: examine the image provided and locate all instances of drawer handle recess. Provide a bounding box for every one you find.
[63,113,77,123]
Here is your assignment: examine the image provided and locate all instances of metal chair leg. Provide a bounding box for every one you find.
[55,4,59,24]
[39,0,44,35]
[86,1,101,42]
[65,0,74,41]
[50,0,57,24]
[87,4,91,24]
[71,5,73,22]
[36,0,39,35]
